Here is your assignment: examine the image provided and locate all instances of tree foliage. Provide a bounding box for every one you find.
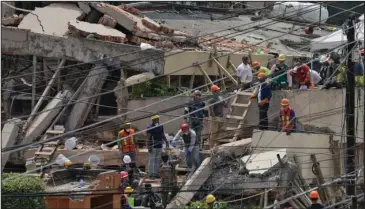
[1,173,47,209]
[184,201,229,209]
[130,78,177,99]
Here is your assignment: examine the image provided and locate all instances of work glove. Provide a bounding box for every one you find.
[172,141,176,148]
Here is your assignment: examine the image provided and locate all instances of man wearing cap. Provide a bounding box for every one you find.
[147,115,168,179]
[252,61,270,77]
[308,191,324,209]
[250,73,272,130]
[236,56,253,90]
[270,54,289,90]
[118,122,137,163]
[207,85,227,149]
[184,90,209,150]
[279,98,296,135]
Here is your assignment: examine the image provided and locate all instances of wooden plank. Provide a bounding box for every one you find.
[189,73,195,89]
[226,115,244,120]
[195,64,214,85]
[310,154,331,204]
[231,103,249,107]
[213,58,238,85]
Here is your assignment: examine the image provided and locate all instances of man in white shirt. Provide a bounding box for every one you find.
[236,56,253,90]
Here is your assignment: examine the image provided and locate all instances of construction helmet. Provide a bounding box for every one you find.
[206,194,216,204]
[278,54,286,61]
[151,114,159,120]
[281,98,290,106]
[181,123,189,132]
[64,160,73,168]
[123,155,132,164]
[124,122,131,126]
[309,191,319,199]
[193,90,202,95]
[210,85,220,92]
[252,61,261,68]
[120,171,129,179]
[124,187,134,194]
[257,73,266,79]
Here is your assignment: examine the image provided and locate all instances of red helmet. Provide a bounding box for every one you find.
[181,123,189,132]
[210,85,220,92]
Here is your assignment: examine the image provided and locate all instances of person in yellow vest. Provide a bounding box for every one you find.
[252,61,270,77]
[279,98,296,135]
[118,122,138,163]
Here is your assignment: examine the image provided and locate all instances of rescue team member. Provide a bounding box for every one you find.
[120,187,134,209]
[289,63,311,89]
[146,115,168,179]
[141,183,163,209]
[252,61,270,77]
[208,85,227,149]
[236,56,253,90]
[184,90,208,150]
[270,54,289,90]
[279,98,296,135]
[159,153,179,207]
[250,73,272,130]
[205,194,217,209]
[308,191,324,209]
[118,122,137,163]
[172,124,200,169]
[120,171,129,192]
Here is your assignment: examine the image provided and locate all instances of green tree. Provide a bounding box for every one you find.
[1,173,47,209]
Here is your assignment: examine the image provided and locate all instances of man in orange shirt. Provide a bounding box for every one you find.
[118,122,138,163]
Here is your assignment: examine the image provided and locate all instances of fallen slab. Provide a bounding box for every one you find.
[1,14,24,26]
[1,26,165,74]
[1,119,21,171]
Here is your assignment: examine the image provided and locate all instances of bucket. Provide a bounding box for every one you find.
[65,137,77,150]
[55,154,72,167]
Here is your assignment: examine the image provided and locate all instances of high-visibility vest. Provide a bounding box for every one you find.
[119,129,136,153]
[280,108,294,131]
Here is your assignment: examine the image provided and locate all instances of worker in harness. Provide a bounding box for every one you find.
[184,90,209,150]
[308,191,324,209]
[117,122,137,163]
[270,54,289,90]
[252,61,270,77]
[172,123,200,169]
[279,98,296,135]
[289,63,311,89]
[159,153,179,207]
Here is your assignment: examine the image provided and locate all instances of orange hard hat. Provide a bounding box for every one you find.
[309,191,319,199]
[210,85,220,92]
[252,61,260,68]
[281,98,289,106]
[257,73,266,79]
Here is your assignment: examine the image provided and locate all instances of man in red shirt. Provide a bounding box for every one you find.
[289,63,311,89]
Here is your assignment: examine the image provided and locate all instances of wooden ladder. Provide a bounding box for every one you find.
[34,125,65,167]
[217,87,257,145]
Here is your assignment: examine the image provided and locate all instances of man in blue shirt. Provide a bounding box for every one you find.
[146,114,168,179]
[250,73,272,130]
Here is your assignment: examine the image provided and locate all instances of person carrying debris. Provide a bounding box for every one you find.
[184,90,209,150]
[270,54,289,90]
[207,85,227,149]
[250,73,272,130]
[236,56,253,90]
[308,191,324,209]
[252,61,270,77]
[141,183,163,209]
[159,153,180,207]
[147,114,168,179]
[172,123,200,169]
[288,63,311,89]
[118,122,137,163]
[279,98,296,135]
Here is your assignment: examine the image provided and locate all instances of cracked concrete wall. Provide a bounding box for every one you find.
[1,27,165,74]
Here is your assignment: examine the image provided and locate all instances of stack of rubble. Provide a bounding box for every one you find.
[199,35,271,52]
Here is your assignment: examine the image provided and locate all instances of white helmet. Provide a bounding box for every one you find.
[123,155,131,164]
[319,55,328,63]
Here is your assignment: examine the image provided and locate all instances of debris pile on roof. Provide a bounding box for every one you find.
[1,14,24,26]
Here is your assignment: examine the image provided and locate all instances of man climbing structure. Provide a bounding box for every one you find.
[208,85,227,149]
[117,122,137,163]
[270,54,289,90]
[184,90,208,150]
[279,98,296,135]
[159,153,179,207]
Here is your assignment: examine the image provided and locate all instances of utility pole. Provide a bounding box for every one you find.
[345,15,356,196]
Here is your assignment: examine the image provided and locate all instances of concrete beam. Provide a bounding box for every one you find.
[1,26,165,74]
[1,119,21,172]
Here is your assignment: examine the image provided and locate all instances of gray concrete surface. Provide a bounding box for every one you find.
[1,119,21,171]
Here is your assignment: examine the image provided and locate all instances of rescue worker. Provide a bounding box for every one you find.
[120,171,129,192]
[354,48,364,86]
[205,194,217,209]
[288,63,311,89]
[207,85,227,149]
[159,153,179,207]
[172,123,200,169]
[308,191,324,209]
[250,73,272,130]
[117,122,137,163]
[123,187,134,209]
[252,61,270,77]
[279,98,296,135]
[146,115,168,179]
[270,54,289,90]
[319,55,342,89]
[141,183,163,209]
[184,90,209,150]
[236,56,253,90]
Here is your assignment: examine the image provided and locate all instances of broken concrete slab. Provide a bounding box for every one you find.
[68,20,127,43]
[1,14,23,26]
[125,72,155,86]
[1,26,165,74]
[18,3,83,36]
[142,16,161,32]
[120,4,141,16]
[1,118,21,171]
[98,15,117,28]
[77,2,91,14]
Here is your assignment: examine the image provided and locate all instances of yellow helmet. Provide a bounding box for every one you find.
[64,160,73,168]
[124,122,131,126]
[206,194,216,204]
[124,187,134,194]
[151,115,159,120]
[278,54,286,61]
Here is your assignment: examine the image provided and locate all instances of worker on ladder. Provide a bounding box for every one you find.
[118,122,137,163]
[308,191,324,209]
[184,90,209,150]
[159,153,179,207]
[279,98,296,135]
[270,54,289,90]
[172,123,200,170]
[250,73,272,130]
